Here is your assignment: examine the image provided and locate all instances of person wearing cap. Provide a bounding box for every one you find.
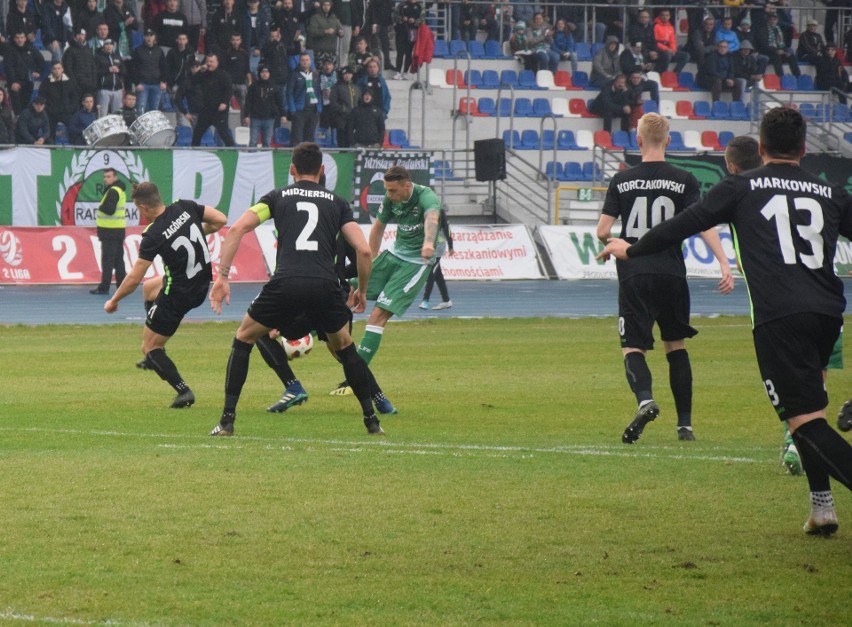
[40,0,73,63]
[815,42,849,104]
[131,29,167,113]
[591,35,621,88]
[95,38,127,116]
[348,88,384,147]
[40,61,80,139]
[328,65,360,147]
[509,20,532,69]
[243,64,283,147]
[2,30,44,115]
[797,18,826,64]
[151,0,189,50]
[63,26,99,97]
[15,96,50,145]
[731,39,764,90]
[755,11,800,78]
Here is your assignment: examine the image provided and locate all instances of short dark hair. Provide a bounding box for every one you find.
[292,142,323,176]
[725,136,761,172]
[103,167,117,177]
[384,165,412,183]
[759,107,806,160]
[132,181,162,207]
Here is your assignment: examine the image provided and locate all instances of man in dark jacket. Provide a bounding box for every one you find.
[190,52,235,146]
[40,0,72,63]
[224,32,252,109]
[627,9,664,72]
[165,32,195,93]
[90,168,127,294]
[348,88,383,147]
[151,0,189,49]
[175,58,204,128]
[131,28,167,113]
[15,97,50,144]
[688,14,717,72]
[68,93,98,145]
[96,39,126,116]
[285,51,321,146]
[697,40,743,102]
[260,24,293,112]
[41,61,80,138]
[3,30,44,114]
[797,18,825,64]
[327,65,359,147]
[243,64,283,146]
[208,0,245,55]
[6,0,39,43]
[588,73,631,133]
[63,27,99,98]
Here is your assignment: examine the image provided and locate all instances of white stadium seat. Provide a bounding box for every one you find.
[428,67,451,88]
[536,70,558,90]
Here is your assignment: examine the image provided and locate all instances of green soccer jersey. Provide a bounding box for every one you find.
[376,183,443,264]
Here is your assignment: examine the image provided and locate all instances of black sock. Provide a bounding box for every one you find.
[143,300,154,315]
[146,348,189,393]
[792,418,852,491]
[224,338,254,414]
[255,334,297,386]
[792,428,832,493]
[624,352,653,404]
[336,343,376,416]
[667,349,692,427]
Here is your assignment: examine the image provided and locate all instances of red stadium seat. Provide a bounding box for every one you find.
[661,71,687,91]
[569,98,596,118]
[676,100,700,119]
[701,130,724,151]
[593,130,616,150]
[554,70,582,90]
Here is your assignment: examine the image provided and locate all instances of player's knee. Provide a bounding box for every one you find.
[335,343,360,366]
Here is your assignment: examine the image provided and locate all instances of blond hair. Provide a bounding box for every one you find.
[637,112,669,148]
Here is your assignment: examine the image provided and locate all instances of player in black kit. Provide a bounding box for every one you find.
[208,142,389,436]
[600,107,852,536]
[105,182,227,408]
[596,113,734,444]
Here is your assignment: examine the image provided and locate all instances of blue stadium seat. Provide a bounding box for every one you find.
[844,131,852,144]
[484,40,508,59]
[557,130,581,150]
[541,129,555,150]
[575,42,592,61]
[532,97,553,116]
[729,100,749,120]
[692,99,712,118]
[710,100,730,120]
[449,39,466,57]
[545,161,564,180]
[518,70,543,89]
[467,40,486,59]
[497,97,512,116]
[477,97,496,116]
[612,130,630,149]
[175,125,192,147]
[677,71,697,90]
[433,39,450,58]
[132,31,144,49]
[481,70,500,89]
[780,73,797,90]
[832,103,850,122]
[54,122,69,146]
[520,129,540,149]
[273,126,291,146]
[389,129,419,148]
[798,102,820,121]
[628,130,639,150]
[642,100,659,114]
[668,131,692,150]
[582,161,601,181]
[502,129,521,148]
[200,127,220,146]
[499,69,520,88]
[718,131,734,147]
[513,97,534,117]
[797,74,815,91]
[564,161,584,180]
[464,69,483,88]
[571,70,590,89]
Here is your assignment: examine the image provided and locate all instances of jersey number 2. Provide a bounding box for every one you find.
[760,194,824,269]
[171,223,211,279]
[296,202,319,251]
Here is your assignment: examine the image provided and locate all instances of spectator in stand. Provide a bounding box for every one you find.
[224,32,252,110]
[260,24,292,114]
[457,0,477,42]
[798,18,825,64]
[625,70,655,130]
[286,51,321,145]
[308,0,343,64]
[40,0,73,63]
[15,96,50,144]
[527,12,558,73]
[327,65,358,147]
[174,58,203,128]
[318,54,337,132]
[555,4,583,42]
[349,0,368,54]
[619,38,653,78]
[64,27,99,97]
[736,16,757,48]
[119,91,138,128]
[653,9,689,73]
[551,17,578,75]
[509,20,534,71]
[689,15,718,73]
[151,0,188,50]
[191,52,235,146]
[75,0,106,45]
[243,0,271,75]
[348,35,373,81]
[132,29,168,113]
[736,16,768,75]
[366,0,394,70]
[243,64,283,146]
[591,35,621,88]
[165,32,195,98]
[594,0,623,44]
[628,9,665,73]
[391,0,423,80]
[715,15,740,53]
[6,0,37,44]
[3,30,44,115]
[589,74,631,133]
[349,88,383,147]
[731,40,764,91]
[476,2,503,43]
[41,61,79,138]
[104,0,139,59]
[209,0,245,56]
[334,0,360,62]
[697,40,743,103]
[68,93,97,145]
[271,0,303,55]
[95,39,126,116]
[816,42,849,104]
[179,0,205,52]
[0,89,15,144]
[356,56,390,118]
[756,12,800,77]
[89,22,111,53]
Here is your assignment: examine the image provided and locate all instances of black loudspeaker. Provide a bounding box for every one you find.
[474,138,507,182]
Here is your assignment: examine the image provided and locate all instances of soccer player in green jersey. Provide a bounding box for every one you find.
[330,165,445,396]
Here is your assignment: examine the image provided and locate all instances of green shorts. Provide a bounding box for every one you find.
[366,251,432,317]
[828,329,843,369]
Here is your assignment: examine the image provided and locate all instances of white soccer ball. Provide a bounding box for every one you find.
[281,334,314,360]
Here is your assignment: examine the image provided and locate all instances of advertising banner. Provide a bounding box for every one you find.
[353,151,432,222]
[0,226,268,284]
[0,147,356,226]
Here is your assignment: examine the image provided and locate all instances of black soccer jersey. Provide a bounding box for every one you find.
[629,163,852,327]
[256,181,355,282]
[138,200,211,296]
[602,161,700,281]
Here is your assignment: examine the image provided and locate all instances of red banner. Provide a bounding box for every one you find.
[0,227,269,284]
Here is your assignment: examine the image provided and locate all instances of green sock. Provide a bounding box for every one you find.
[783,423,794,447]
[356,325,384,366]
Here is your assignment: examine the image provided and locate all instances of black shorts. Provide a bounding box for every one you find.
[753,313,842,421]
[146,283,209,337]
[248,276,352,338]
[618,274,697,350]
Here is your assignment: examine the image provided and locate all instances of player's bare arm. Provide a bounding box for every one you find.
[368,219,386,259]
[210,209,261,314]
[201,206,228,235]
[699,227,734,294]
[104,258,153,313]
[341,221,371,313]
[595,214,616,245]
[421,209,439,261]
